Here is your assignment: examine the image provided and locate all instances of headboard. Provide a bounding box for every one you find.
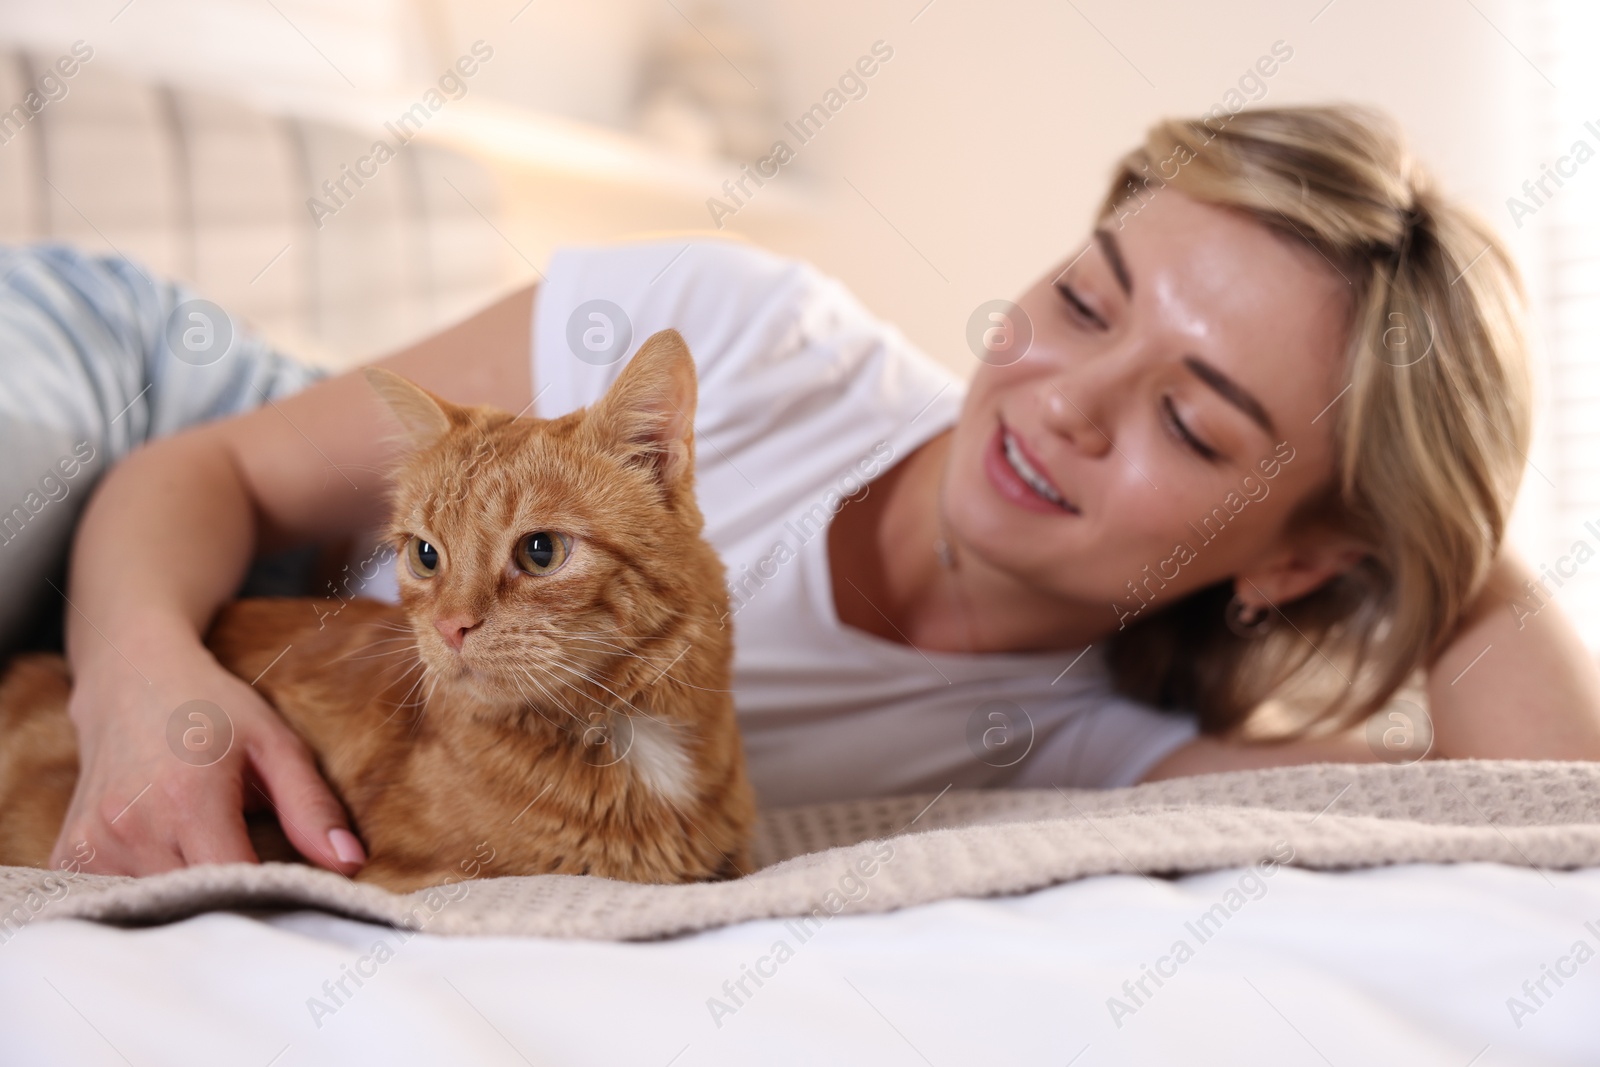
[0,48,517,368]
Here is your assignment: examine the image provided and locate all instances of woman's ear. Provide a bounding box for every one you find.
[1233,530,1371,611]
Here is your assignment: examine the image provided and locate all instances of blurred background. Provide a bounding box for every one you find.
[0,0,1596,651]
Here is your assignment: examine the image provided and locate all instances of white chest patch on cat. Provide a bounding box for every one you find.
[624,714,695,803]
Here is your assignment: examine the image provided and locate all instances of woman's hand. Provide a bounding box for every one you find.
[49,622,366,876]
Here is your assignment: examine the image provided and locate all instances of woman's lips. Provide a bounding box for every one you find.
[982,422,1080,515]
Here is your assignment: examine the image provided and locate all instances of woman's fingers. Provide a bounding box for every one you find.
[105,775,261,871]
[48,796,185,878]
[49,737,263,876]
[168,772,263,868]
[52,650,360,878]
[246,728,366,876]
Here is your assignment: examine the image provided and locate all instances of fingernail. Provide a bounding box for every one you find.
[328,828,366,867]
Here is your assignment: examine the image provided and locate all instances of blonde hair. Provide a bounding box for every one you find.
[1101,105,1533,736]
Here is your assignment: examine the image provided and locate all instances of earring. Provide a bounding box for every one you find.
[1225,594,1275,638]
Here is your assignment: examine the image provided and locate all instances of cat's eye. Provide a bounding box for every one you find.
[406,537,440,578]
[515,531,572,576]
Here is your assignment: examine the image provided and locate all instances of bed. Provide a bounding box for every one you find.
[3,761,1598,1066]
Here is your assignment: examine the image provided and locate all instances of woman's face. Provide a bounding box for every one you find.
[946,187,1358,628]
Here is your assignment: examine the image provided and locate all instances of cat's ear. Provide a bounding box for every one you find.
[589,329,697,491]
[364,367,454,450]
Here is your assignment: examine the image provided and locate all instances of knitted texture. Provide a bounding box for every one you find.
[3,761,1597,941]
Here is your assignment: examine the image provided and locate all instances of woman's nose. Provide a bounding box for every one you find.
[1037,369,1113,459]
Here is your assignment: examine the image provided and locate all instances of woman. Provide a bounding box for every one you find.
[33,104,1600,879]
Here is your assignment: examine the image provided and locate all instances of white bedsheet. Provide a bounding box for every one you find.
[2,863,1597,1066]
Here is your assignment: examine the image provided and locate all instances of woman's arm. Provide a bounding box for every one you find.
[52,285,537,876]
[1139,729,1375,781]
[1142,547,1600,782]
[1424,547,1600,758]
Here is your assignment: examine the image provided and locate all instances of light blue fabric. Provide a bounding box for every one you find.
[0,244,328,656]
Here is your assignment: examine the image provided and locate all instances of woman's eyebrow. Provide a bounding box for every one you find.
[1183,355,1276,436]
[1094,228,1133,295]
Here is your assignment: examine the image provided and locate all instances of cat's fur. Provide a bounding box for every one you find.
[0,329,755,891]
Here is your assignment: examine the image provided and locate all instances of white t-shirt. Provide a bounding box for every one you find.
[537,238,1203,806]
[373,238,1198,807]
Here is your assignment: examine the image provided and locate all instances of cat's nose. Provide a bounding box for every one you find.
[434,613,481,652]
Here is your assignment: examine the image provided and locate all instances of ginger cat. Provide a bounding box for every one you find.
[0,329,755,892]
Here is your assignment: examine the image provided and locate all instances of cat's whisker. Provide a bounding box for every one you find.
[340,648,421,665]
[516,664,609,731]
[509,630,729,688]
[493,618,622,635]
[553,636,674,660]
[324,638,419,665]
[513,665,616,742]
[496,633,627,659]
[343,634,416,647]
[518,659,604,716]
[415,669,440,712]
[531,632,634,652]
[506,670,570,733]
[375,659,430,729]
[531,618,640,634]
[324,625,416,649]
[381,659,426,697]
[518,666,599,727]
[518,617,694,640]
[545,657,674,726]
[544,638,729,691]
[515,632,732,699]
[370,683,423,731]
[407,674,440,739]
[504,631,661,667]
[335,640,422,697]
[359,620,417,639]
[340,650,420,671]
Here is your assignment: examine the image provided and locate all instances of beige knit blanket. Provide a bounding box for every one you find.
[4,760,1598,942]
